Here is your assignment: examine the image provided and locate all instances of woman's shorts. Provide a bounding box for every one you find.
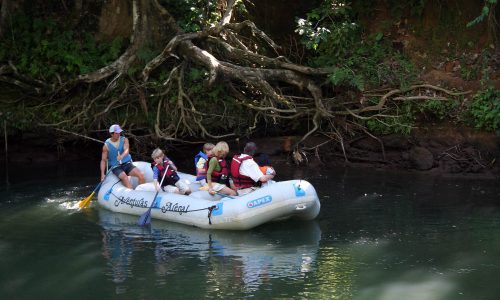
[211,182,228,192]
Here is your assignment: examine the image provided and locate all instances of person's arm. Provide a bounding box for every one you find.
[207,158,217,194]
[152,166,160,192]
[100,145,108,181]
[259,174,274,183]
[166,157,178,171]
[242,159,272,183]
[117,138,130,162]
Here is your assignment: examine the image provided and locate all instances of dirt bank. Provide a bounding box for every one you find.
[1,123,499,179]
[251,124,500,179]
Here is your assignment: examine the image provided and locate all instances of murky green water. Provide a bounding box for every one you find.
[1,162,499,299]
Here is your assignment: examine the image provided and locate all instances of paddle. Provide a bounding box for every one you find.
[138,164,169,226]
[78,165,117,208]
[78,144,125,208]
[216,192,235,199]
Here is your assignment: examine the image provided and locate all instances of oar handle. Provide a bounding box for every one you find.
[92,181,103,193]
[138,163,170,226]
[157,164,169,191]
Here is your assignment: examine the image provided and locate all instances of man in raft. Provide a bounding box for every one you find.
[100,124,145,189]
[230,142,275,196]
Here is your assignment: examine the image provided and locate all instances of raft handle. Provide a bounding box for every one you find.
[295,204,307,210]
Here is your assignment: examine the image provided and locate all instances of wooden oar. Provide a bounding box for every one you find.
[137,165,169,226]
[78,165,117,209]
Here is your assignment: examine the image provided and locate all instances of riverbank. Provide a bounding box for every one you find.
[265,123,499,179]
[1,123,499,179]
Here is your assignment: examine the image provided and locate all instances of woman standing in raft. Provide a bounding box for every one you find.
[206,141,237,197]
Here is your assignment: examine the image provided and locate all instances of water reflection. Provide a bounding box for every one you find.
[97,209,321,296]
[101,230,134,294]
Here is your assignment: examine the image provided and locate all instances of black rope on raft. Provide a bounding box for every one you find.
[107,180,121,195]
[207,205,217,225]
[105,180,126,201]
[147,205,218,224]
[179,206,214,213]
[111,180,121,188]
[105,183,218,224]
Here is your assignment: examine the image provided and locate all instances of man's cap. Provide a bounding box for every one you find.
[109,124,123,133]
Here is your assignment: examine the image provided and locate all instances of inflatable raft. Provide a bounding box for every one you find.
[97,162,320,230]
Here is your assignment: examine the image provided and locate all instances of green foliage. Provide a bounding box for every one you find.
[137,47,157,64]
[387,0,426,18]
[159,0,229,32]
[365,117,413,136]
[296,1,418,92]
[295,0,479,137]
[460,65,480,81]
[419,99,459,120]
[295,1,357,55]
[364,95,461,135]
[365,100,415,135]
[126,47,158,77]
[467,0,497,28]
[0,108,35,132]
[186,72,253,133]
[147,64,254,135]
[188,68,205,81]
[468,87,500,134]
[0,14,125,82]
[328,68,365,90]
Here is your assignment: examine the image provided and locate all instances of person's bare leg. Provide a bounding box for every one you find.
[118,172,132,189]
[129,168,145,184]
[220,186,237,196]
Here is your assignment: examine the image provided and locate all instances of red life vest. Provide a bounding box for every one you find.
[204,155,228,183]
[151,159,178,186]
[230,154,255,189]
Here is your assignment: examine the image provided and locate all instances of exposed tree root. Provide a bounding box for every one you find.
[0,0,474,161]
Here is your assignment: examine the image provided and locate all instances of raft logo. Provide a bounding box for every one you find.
[114,196,148,208]
[247,195,272,208]
[161,201,190,215]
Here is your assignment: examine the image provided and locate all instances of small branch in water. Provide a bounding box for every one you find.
[4,120,9,186]
[3,120,7,159]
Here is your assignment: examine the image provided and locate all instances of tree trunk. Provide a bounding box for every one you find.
[0,0,23,38]
[80,0,170,83]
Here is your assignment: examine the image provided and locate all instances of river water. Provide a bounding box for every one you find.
[0,161,499,299]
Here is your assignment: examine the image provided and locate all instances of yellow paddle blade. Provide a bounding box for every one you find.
[199,185,209,191]
[78,191,96,208]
